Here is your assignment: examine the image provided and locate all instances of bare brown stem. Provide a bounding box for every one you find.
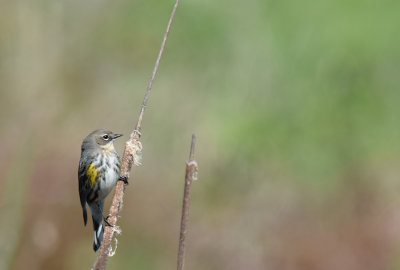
[177,135,198,270]
[136,0,180,131]
[92,0,180,269]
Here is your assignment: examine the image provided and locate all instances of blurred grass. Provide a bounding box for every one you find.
[0,0,400,269]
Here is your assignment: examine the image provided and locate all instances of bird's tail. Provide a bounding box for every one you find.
[89,201,105,252]
[92,217,104,252]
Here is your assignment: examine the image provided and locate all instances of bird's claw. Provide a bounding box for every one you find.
[118,176,129,185]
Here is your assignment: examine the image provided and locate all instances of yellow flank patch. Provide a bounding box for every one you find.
[86,163,98,187]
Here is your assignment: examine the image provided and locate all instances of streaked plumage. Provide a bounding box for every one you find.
[78,129,122,251]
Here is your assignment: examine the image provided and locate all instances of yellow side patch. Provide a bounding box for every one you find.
[86,163,98,187]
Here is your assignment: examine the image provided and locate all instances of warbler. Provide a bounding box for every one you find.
[78,129,123,251]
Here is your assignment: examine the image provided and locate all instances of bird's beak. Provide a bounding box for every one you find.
[112,133,123,139]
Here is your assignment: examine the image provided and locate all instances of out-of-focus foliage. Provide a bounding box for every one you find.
[0,0,400,269]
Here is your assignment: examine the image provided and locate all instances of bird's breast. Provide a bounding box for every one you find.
[95,153,120,200]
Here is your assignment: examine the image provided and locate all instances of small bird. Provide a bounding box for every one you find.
[78,129,123,251]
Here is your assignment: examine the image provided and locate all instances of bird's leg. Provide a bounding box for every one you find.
[103,215,113,227]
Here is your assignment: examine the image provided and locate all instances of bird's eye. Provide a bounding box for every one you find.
[102,134,110,140]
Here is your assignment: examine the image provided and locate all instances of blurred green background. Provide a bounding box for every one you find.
[1,0,400,269]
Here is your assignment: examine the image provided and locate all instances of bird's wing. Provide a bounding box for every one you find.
[78,155,96,225]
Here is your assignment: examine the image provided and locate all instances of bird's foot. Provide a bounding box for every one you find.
[118,176,129,185]
[104,215,113,227]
